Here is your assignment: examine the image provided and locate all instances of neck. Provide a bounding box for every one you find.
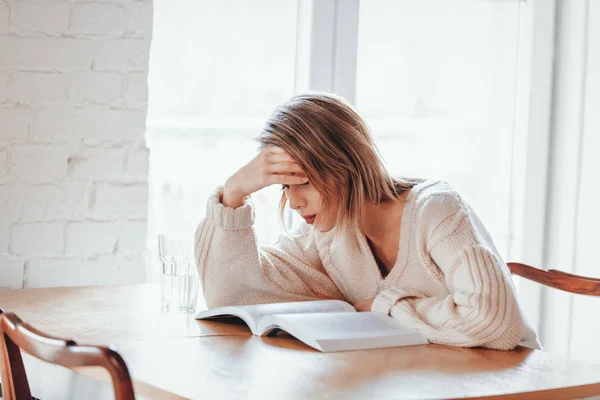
[360,197,405,244]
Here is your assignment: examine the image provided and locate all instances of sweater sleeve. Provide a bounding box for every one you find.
[194,187,344,308]
[372,194,525,350]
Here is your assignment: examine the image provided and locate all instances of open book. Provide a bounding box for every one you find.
[195,300,428,352]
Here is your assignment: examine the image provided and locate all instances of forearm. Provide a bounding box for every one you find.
[196,220,303,307]
[373,246,524,350]
[194,187,342,308]
[194,189,294,307]
[386,294,522,349]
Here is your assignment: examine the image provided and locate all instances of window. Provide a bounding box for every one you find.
[147,0,528,281]
[147,0,302,280]
[355,0,523,257]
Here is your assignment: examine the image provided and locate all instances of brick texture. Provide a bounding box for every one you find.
[0,0,152,289]
[11,222,64,255]
[0,260,24,290]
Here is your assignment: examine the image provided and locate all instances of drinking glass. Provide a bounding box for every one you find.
[158,234,199,312]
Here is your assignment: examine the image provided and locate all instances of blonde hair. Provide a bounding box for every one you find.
[257,92,422,244]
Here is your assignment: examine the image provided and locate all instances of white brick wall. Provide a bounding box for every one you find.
[0,218,10,253]
[123,149,150,182]
[93,184,148,220]
[65,222,119,256]
[10,3,70,34]
[68,71,124,105]
[0,108,31,141]
[0,260,24,290]
[67,148,126,181]
[118,220,147,253]
[0,0,152,289]
[1,184,90,221]
[0,150,7,177]
[70,4,127,36]
[11,222,64,255]
[0,3,9,32]
[6,71,67,103]
[0,37,94,69]
[11,144,69,182]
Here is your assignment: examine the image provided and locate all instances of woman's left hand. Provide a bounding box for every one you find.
[354,297,374,312]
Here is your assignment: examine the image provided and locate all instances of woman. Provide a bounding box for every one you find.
[194,93,540,350]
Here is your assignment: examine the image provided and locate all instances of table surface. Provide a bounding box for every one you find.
[2,284,600,400]
[0,284,246,345]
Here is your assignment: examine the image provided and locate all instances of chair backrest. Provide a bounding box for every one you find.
[0,312,135,400]
[507,262,600,296]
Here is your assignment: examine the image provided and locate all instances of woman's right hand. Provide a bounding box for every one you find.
[222,146,308,208]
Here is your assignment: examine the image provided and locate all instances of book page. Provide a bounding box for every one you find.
[241,300,354,322]
[270,312,418,338]
[195,300,354,334]
[195,306,259,333]
[258,312,428,352]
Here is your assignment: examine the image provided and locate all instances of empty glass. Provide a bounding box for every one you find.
[158,234,199,312]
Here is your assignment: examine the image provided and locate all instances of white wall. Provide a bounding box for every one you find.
[0,0,152,289]
[541,0,600,364]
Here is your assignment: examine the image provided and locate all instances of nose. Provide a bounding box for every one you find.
[287,186,305,211]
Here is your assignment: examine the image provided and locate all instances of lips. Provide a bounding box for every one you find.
[303,215,316,224]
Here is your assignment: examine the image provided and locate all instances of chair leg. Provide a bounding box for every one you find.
[0,333,32,400]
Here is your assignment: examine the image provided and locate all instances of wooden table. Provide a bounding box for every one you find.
[2,284,600,399]
[0,284,246,345]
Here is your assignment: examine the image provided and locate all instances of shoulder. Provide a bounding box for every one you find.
[409,180,470,238]
[411,180,466,216]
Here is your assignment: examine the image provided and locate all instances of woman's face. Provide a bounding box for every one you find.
[283,181,338,232]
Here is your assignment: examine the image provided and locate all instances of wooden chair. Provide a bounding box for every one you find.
[0,312,135,400]
[508,262,600,296]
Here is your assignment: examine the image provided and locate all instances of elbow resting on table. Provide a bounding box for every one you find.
[464,302,525,351]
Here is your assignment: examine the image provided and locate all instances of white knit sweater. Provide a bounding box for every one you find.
[194,179,540,350]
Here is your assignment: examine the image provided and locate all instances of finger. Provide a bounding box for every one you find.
[268,174,309,186]
[267,162,305,175]
[285,171,308,178]
[268,145,285,154]
[268,151,296,164]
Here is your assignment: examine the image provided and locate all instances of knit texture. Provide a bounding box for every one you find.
[194,180,540,350]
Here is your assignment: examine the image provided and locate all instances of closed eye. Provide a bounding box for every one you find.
[281,181,309,190]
